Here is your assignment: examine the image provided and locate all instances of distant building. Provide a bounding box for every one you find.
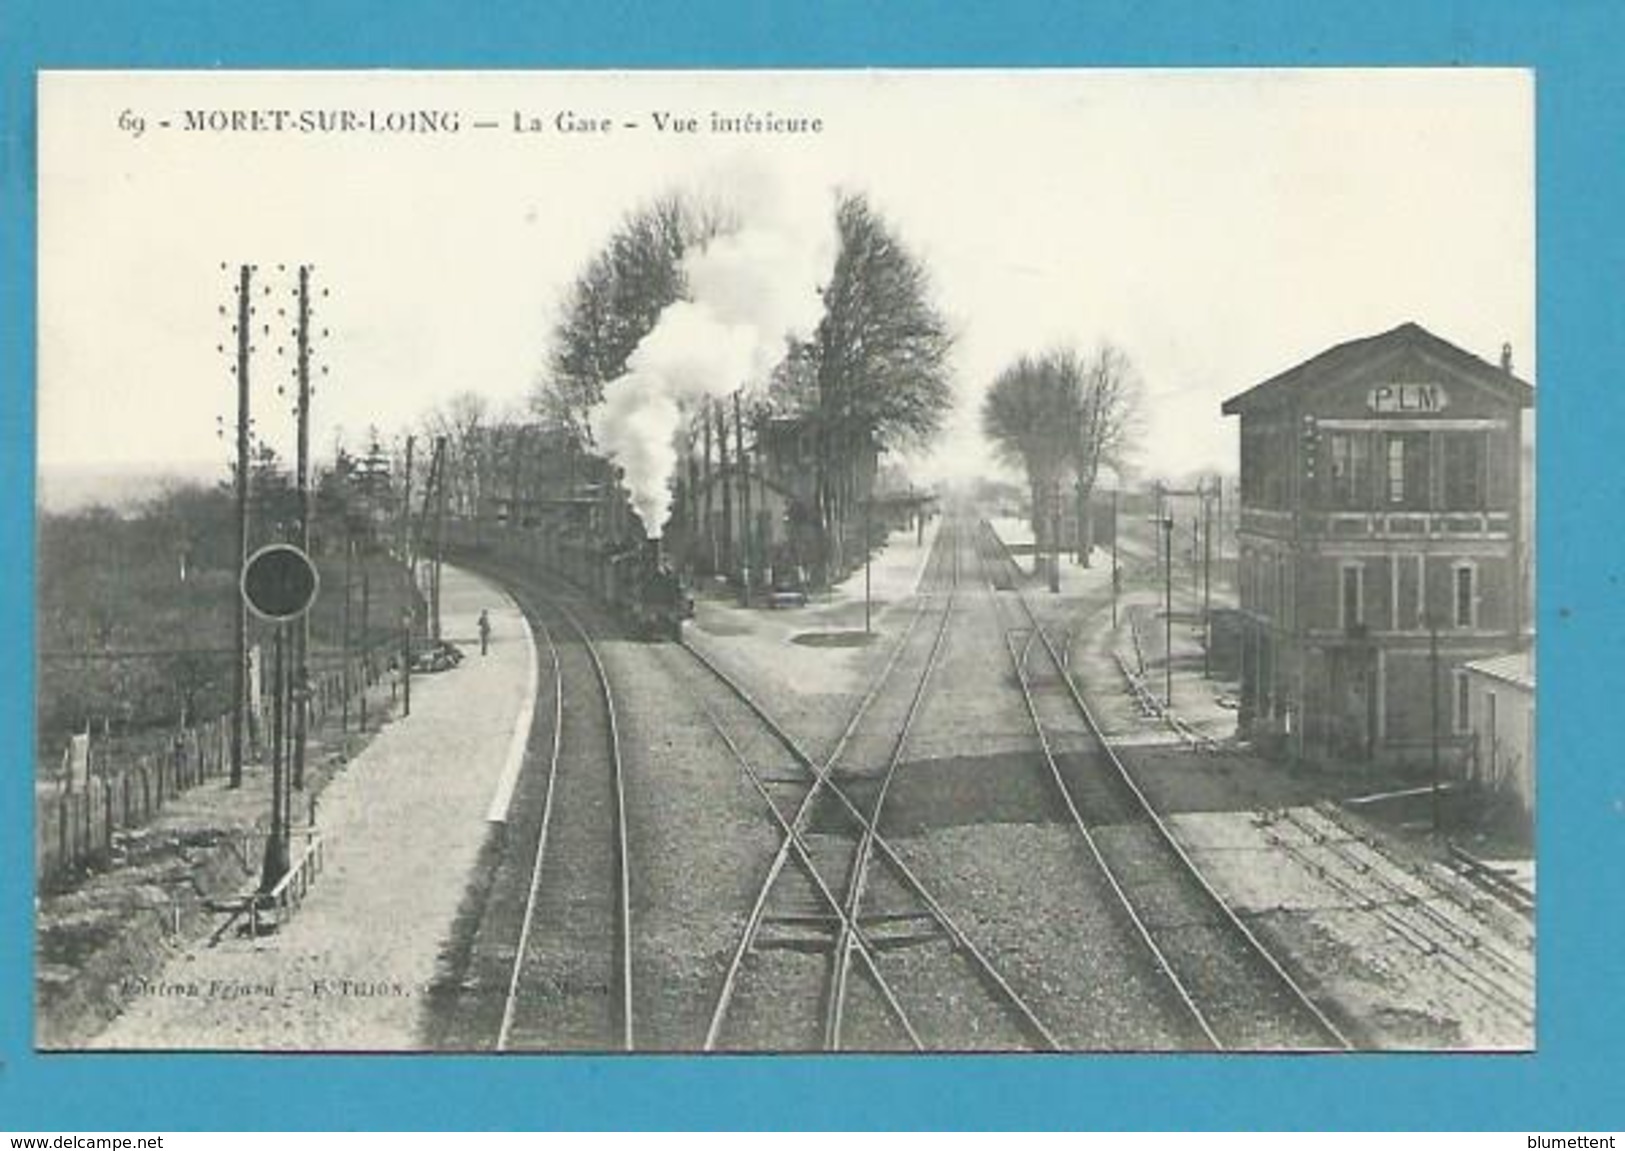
[674,413,882,587]
[1461,651,1535,818]
[1221,322,1533,766]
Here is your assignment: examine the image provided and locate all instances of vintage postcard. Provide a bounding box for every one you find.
[35,68,1534,1053]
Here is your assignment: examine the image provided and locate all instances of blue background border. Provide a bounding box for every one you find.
[3,0,1621,1131]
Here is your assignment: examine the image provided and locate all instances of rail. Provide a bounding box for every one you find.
[485,567,634,1053]
[680,626,1061,1052]
[1446,841,1536,919]
[495,605,565,1052]
[1262,811,1532,1024]
[825,522,959,1050]
[979,518,1352,1050]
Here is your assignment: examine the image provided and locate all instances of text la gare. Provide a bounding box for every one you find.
[514,110,700,133]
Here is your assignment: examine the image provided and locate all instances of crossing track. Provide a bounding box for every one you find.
[683,522,1061,1051]
[975,519,1354,1050]
[490,576,634,1052]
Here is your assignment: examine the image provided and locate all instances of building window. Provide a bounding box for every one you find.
[1454,563,1477,628]
[1263,424,1290,509]
[1390,557,1402,631]
[1385,432,1430,509]
[1415,555,1428,630]
[1441,432,1486,510]
[1454,670,1471,735]
[1328,432,1372,509]
[1340,562,1364,630]
[1240,427,1263,504]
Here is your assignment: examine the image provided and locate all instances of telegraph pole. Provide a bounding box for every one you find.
[1191,505,1201,609]
[230,264,252,789]
[401,609,413,718]
[1429,613,1443,832]
[1150,484,1173,710]
[400,434,415,566]
[291,264,312,793]
[1202,480,1213,679]
[509,425,526,529]
[359,560,370,732]
[864,497,873,634]
[1162,512,1174,709]
[735,391,752,603]
[411,437,442,631]
[1049,481,1061,594]
[262,623,286,889]
[717,400,733,580]
[1111,486,1120,630]
[341,529,354,733]
[432,436,448,641]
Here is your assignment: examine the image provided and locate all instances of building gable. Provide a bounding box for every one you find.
[1221,323,1533,418]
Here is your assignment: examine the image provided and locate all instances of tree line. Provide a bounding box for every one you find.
[386,187,957,584]
[981,344,1144,569]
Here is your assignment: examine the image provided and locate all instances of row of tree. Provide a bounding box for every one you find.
[347,189,955,583]
[981,344,1143,568]
[37,448,413,747]
[542,189,955,574]
[350,187,1145,585]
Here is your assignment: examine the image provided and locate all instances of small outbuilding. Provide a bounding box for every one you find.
[1461,650,1535,819]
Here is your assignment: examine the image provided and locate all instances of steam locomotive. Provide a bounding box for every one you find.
[606,539,694,641]
[444,516,693,642]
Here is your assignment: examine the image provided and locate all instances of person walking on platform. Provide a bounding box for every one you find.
[478,609,492,656]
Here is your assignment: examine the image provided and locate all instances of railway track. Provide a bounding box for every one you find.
[975,519,1353,1050]
[489,575,633,1052]
[1259,806,1534,1029]
[684,523,1060,1051]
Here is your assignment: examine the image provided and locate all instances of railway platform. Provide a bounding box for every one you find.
[89,565,537,1050]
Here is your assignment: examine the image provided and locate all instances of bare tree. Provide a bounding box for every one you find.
[981,351,1083,567]
[422,391,490,518]
[982,344,1143,571]
[1071,343,1144,566]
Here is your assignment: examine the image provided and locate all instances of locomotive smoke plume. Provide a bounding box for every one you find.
[596,174,831,538]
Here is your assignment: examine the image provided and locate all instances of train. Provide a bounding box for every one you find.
[442,516,694,641]
[613,545,694,642]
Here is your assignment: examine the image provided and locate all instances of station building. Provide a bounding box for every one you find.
[1221,322,1533,767]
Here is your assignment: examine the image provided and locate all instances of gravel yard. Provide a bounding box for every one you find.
[683,520,939,763]
[616,641,785,1049]
[889,822,1199,1050]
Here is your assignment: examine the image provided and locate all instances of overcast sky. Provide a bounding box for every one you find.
[38,69,1533,487]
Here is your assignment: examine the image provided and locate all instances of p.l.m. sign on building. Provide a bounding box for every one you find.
[1222,322,1533,769]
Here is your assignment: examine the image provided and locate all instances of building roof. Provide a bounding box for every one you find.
[1220,322,1534,416]
[1464,650,1535,691]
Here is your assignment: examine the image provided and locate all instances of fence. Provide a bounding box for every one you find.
[36,646,387,889]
